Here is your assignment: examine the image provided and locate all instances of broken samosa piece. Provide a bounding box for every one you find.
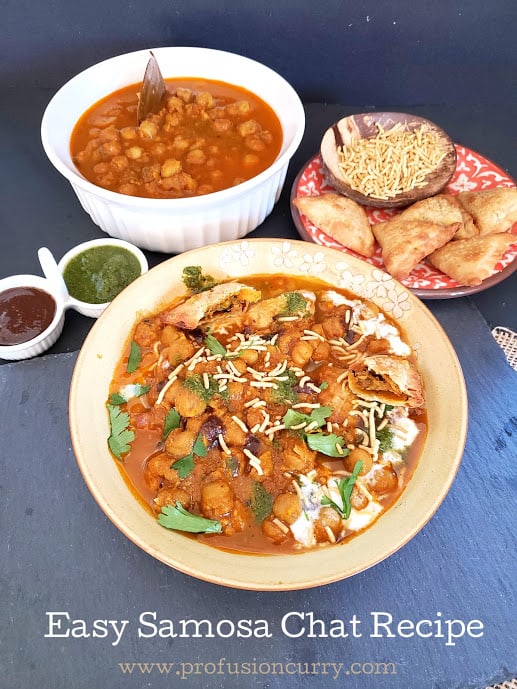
[372,216,457,281]
[162,282,261,329]
[428,233,516,286]
[348,355,425,408]
[455,187,517,235]
[293,193,375,257]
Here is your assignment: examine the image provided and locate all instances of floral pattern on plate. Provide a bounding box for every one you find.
[291,145,517,298]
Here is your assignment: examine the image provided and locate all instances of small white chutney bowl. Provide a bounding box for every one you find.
[41,46,306,254]
[56,238,149,318]
[0,274,66,361]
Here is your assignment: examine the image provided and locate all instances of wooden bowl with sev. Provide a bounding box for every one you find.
[320,112,457,209]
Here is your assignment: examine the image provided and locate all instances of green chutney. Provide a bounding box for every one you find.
[63,245,141,304]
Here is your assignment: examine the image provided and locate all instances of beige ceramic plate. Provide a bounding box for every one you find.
[69,239,467,590]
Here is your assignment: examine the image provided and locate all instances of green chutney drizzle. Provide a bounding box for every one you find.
[63,245,141,304]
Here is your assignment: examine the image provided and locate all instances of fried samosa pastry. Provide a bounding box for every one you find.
[455,187,517,235]
[293,193,375,257]
[163,282,261,329]
[372,216,457,280]
[397,193,464,236]
[348,355,424,408]
[442,193,479,239]
[428,233,516,286]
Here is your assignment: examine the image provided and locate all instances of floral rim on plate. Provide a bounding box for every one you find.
[291,145,517,299]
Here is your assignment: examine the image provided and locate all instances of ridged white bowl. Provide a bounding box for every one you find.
[41,47,305,254]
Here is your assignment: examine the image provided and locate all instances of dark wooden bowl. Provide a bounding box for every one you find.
[320,112,457,209]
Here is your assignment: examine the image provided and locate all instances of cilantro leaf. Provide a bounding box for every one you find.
[171,454,196,479]
[109,392,126,405]
[322,460,363,519]
[158,502,222,533]
[163,408,181,439]
[106,403,135,460]
[306,432,349,457]
[283,406,332,430]
[170,433,206,479]
[271,369,299,404]
[204,333,228,358]
[126,341,141,373]
[376,426,395,452]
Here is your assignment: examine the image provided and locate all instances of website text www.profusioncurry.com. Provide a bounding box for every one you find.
[117,658,397,680]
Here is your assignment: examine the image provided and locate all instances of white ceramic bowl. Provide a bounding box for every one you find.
[56,238,149,317]
[0,274,66,361]
[41,47,305,253]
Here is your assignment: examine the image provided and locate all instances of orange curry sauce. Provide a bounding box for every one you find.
[70,78,283,198]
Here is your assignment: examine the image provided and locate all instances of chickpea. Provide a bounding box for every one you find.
[111,155,129,170]
[186,149,207,165]
[167,95,184,111]
[174,385,207,418]
[197,184,214,196]
[120,127,137,140]
[350,487,369,510]
[243,153,260,166]
[172,135,191,152]
[141,164,161,182]
[99,140,122,158]
[226,100,251,116]
[196,91,214,108]
[239,348,259,365]
[343,447,373,475]
[145,453,180,491]
[154,487,190,512]
[176,88,193,103]
[245,135,266,151]
[93,162,110,175]
[161,158,182,178]
[212,118,232,133]
[314,507,342,543]
[152,143,167,156]
[367,464,399,495]
[237,119,261,137]
[138,120,158,139]
[126,145,144,160]
[164,428,197,459]
[290,340,315,368]
[262,517,289,544]
[118,183,139,196]
[201,479,234,519]
[272,493,302,525]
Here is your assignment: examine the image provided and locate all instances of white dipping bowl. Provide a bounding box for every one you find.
[41,47,305,254]
[0,275,65,361]
[57,238,149,318]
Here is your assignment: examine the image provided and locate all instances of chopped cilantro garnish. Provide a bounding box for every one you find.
[126,341,141,373]
[251,482,273,523]
[106,403,135,460]
[158,502,222,533]
[163,408,181,439]
[322,461,363,519]
[282,291,309,316]
[181,266,217,293]
[376,426,395,452]
[183,374,220,402]
[271,369,299,405]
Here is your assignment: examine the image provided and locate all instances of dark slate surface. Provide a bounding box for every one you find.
[1,298,516,689]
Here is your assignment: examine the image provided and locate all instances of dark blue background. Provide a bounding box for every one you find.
[3,0,516,105]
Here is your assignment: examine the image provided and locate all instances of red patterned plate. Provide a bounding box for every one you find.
[290,145,517,299]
